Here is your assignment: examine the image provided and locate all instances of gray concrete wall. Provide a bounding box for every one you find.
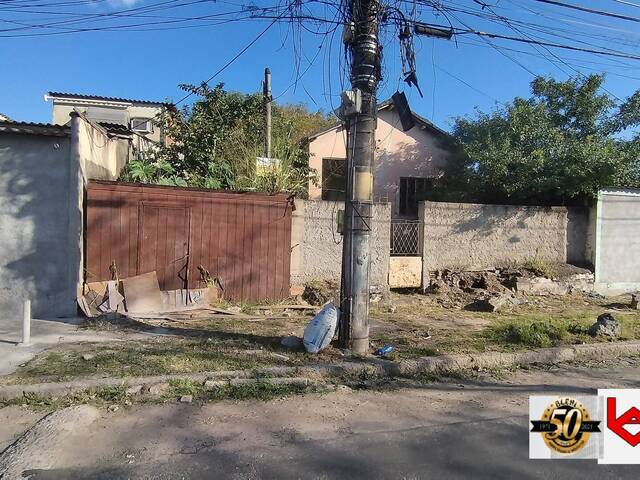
[421,201,568,272]
[594,189,640,292]
[290,199,391,289]
[0,132,80,320]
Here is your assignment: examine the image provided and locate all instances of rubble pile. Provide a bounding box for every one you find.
[424,263,595,312]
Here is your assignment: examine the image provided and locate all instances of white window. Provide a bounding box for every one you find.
[130,118,153,133]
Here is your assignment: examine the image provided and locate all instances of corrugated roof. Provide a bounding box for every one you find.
[98,122,133,135]
[0,120,70,137]
[47,91,168,107]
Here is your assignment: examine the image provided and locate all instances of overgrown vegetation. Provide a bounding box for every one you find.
[119,83,334,196]
[434,74,640,205]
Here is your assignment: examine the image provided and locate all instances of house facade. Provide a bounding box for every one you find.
[45,92,168,144]
[307,101,451,218]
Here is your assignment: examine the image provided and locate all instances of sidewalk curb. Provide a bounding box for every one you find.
[1,340,639,401]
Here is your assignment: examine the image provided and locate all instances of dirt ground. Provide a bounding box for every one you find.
[3,358,640,479]
[2,285,639,385]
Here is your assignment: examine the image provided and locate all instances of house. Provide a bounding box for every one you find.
[306,100,451,218]
[45,92,169,143]
[45,92,174,180]
[0,112,11,122]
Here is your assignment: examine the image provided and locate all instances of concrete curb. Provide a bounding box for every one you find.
[1,340,639,401]
[0,405,99,480]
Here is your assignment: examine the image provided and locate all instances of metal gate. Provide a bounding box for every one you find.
[390,220,422,256]
[86,181,293,301]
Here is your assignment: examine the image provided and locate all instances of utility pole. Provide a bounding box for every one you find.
[338,0,381,354]
[263,67,272,159]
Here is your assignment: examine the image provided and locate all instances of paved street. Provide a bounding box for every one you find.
[4,360,638,479]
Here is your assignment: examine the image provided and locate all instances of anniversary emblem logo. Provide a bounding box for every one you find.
[531,397,601,454]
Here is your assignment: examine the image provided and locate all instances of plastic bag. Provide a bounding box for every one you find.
[303,303,338,353]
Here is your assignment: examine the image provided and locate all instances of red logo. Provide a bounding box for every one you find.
[607,397,640,447]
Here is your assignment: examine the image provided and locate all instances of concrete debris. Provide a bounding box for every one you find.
[588,313,621,338]
[125,385,143,396]
[470,294,510,313]
[515,277,570,296]
[280,335,303,349]
[179,395,193,404]
[146,382,170,396]
[81,354,95,361]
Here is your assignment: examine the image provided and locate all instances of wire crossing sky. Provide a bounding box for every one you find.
[1,0,639,129]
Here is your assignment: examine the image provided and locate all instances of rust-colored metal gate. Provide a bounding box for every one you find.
[86,181,293,301]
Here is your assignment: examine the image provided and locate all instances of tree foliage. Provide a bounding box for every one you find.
[119,83,334,196]
[437,75,640,205]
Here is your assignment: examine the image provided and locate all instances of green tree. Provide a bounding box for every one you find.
[120,83,333,196]
[436,75,640,205]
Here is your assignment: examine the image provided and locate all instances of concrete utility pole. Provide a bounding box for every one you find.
[263,67,272,159]
[338,0,381,354]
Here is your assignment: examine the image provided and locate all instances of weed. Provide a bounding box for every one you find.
[487,318,568,348]
[523,257,556,278]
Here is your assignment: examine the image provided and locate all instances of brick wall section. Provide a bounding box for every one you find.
[290,199,391,289]
[421,201,568,272]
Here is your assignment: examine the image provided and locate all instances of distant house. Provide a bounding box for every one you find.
[45,92,171,144]
[306,100,452,218]
[0,112,11,122]
[45,92,174,179]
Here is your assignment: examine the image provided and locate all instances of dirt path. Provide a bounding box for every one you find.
[6,359,640,479]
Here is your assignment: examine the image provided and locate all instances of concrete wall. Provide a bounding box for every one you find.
[308,107,449,217]
[421,201,568,272]
[290,199,391,289]
[77,115,129,180]
[594,188,640,292]
[0,132,81,320]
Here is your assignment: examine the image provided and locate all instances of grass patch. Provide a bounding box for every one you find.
[0,385,130,411]
[488,318,568,348]
[3,337,310,385]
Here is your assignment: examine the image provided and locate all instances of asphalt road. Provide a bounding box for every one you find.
[12,360,640,479]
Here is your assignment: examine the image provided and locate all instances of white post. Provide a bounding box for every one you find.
[22,299,31,345]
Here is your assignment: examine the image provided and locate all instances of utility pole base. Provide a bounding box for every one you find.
[351,338,370,355]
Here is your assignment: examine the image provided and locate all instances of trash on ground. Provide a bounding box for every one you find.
[121,272,163,313]
[375,344,394,356]
[303,303,338,353]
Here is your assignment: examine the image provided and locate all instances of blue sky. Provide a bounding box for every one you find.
[0,0,639,131]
